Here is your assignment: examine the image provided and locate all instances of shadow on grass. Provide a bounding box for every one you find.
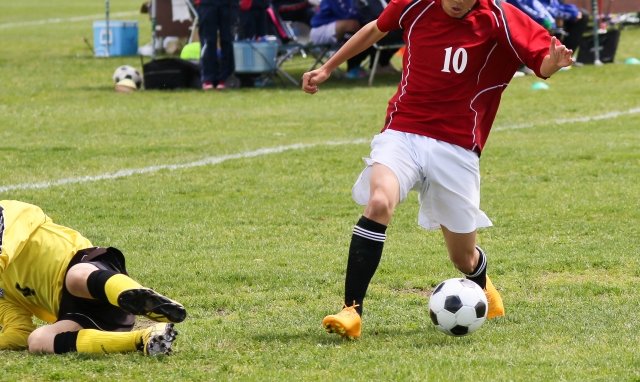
[78,69,401,94]
[251,327,473,348]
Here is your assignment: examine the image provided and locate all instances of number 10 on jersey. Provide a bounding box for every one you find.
[442,47,468,73]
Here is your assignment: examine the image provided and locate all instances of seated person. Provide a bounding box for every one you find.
[506,0,557,32]
[272,0,317,26]
[0,200,186,355]
[356,0,403,74]
[540,0,588,53]
[309,0,367,79]
[506,0,556,74]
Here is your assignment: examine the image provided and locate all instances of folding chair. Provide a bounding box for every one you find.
[368,42,405,86]
[305,44,337,71]
[267,6,344,85]
[271,41,353,86]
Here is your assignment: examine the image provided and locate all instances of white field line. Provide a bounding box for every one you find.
[0,139,368,194]
[494,107,640,131]
[0,12,138,29]
[1,107,638,194]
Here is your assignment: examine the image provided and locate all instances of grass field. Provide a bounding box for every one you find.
[2,1,640,381]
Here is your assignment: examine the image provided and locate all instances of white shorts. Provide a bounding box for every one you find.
[309,21,338,45]
[352,129,493,233]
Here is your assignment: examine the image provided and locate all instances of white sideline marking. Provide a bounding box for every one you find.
[1,106,638,194]
[494,107,640,131]
[0,139,368,194]
[0,12,138,29]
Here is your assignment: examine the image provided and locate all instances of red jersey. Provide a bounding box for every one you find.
[376,0,551,152]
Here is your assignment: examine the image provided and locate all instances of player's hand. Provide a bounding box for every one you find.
[302,69,329,94]
[549,36,574,68]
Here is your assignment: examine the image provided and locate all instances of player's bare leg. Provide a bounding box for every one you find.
[67,262,187,323]
[28,320,178,355]
[28,320,83,353]
[441,227,504,318]
[323,163,399,339]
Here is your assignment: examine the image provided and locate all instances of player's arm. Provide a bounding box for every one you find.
[0,300,36,350]
[540,36,573,77]
[497,3,568,78]
[302,20,387,94]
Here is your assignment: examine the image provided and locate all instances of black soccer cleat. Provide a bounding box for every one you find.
[118,288,187,323]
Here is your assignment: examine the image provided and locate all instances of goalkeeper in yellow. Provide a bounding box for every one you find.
[0,200,187,355]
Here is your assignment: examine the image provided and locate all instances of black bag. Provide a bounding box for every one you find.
[142,58,202,90]
[576,29,620,64]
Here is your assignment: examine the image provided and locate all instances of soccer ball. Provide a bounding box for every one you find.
[429,278,488,336]
[112,65,142,89]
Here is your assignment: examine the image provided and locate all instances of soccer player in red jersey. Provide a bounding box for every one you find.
[302,0,574,339]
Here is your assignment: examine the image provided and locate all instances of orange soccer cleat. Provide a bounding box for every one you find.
[322,303,362,339]
[484,275,505,319]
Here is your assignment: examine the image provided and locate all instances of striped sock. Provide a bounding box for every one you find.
[465,246,488,289]
[344,215,387,316]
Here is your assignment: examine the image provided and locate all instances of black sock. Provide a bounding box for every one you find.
[86,269,118,301]
[465,246,488,289]
[53,331,79,354]
[344,216,387,316]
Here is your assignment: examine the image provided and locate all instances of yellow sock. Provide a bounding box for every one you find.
[76,329,143,354]
[104,274,144,306]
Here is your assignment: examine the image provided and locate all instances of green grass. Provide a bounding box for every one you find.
[2,1,640,380]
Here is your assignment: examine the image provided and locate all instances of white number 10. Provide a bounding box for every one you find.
[442,47,468,73]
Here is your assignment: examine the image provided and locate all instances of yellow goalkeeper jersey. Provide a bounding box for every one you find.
[0,200,93,349]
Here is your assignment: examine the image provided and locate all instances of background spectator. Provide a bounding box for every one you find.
[356,0,403,74]
[506,0,557,32]
[198,0,238,90]
[240,0,270,40]
[309,0,369,79]
[541,0,589,53]
[272,0,317,26]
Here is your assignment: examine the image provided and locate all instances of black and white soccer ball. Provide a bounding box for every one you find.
[429,278,488,337]
[112,65,142,89]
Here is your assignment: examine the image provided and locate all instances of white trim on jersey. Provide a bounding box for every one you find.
[398,0,427,29]
[491,10,500,27]
[492,0,523,63]
[385,1,435,131]
[353,226,386,242]
[477,42,498,85]
[469,83,510,152]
